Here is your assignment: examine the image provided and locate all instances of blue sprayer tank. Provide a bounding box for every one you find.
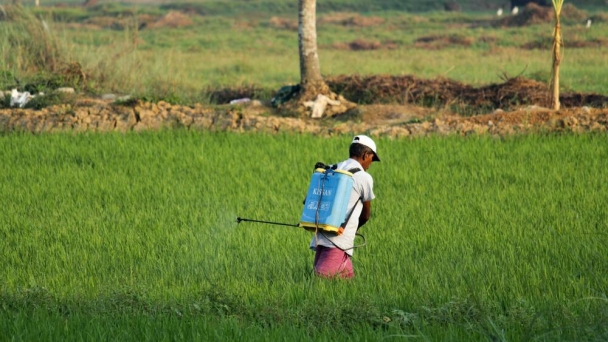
[300,168,354,235]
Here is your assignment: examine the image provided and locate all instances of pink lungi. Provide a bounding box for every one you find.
[313,246,354,279]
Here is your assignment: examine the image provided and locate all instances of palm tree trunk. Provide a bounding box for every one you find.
[298,0,327,94]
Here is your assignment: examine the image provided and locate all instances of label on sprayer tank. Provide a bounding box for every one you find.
[299,168,354,235]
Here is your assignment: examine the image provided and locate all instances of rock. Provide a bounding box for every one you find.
[407,123,428,137]
[213,111,240,130]
[190,115,214,130]
[74,109,89,120]
[114,114,135,132]
[590,122,605,132]
[97,119,116,132]
[581,106,592,114]
[72,122,89,132]
[137,109,155,121]
[420,121,433,131]
[376,126,410,138]
[434,118,452,134]
[177,113,194,127]
[33,119,48,134]
[157,101,171,109]
[474,124,489,135]
[496,125,515,136]
[132,122,148,132]
[561,116,578,128]
[48,122,65,133]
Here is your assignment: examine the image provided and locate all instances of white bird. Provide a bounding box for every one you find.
[497,8,503,16]
[586,19,592,28]
[512,6,519,15]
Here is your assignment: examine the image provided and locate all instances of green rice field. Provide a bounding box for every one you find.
[1,131,607,341]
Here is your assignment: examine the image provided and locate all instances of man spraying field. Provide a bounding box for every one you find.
[237,134,380,278]
[308,135,380,279]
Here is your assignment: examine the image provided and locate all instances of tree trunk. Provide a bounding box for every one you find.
[289,0,355,118]
[298,0,328,95]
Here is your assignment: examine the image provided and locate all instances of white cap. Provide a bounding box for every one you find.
[352,135,380,162]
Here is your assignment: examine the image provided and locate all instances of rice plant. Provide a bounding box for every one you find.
[1,131,607,341]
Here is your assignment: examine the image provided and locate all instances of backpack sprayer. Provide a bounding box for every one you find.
[236,163,365,248]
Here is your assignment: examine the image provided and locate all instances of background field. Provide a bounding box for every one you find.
[1,0,608,105]
[1,131,607,341]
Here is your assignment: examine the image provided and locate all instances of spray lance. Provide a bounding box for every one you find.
[235,217,299,228]
[236,163,366,249]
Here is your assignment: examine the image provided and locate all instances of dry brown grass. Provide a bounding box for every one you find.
[414,34,474,50]
[147,11,192,29]
[326,75,608,111]
[83,14,157,30]
[268,16,298,30]
[331,39,398,51]
[522,37,608,50]
[318,12,385,27]
[267,13,385,31]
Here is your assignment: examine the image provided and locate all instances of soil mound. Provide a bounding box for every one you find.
[331,39,398,51]
[147,11,192,29]
[522,37,608,50]
[319,12,385,27]
[268,16,298,30]
[496,3,588,27]
[83,14,158,30]
[326,75,608,112]
[414,34,474,49]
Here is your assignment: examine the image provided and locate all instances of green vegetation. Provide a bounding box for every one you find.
[27,0,608,15]
[1,1,607,105]
[1,131,607,341]
[2,1,606,340]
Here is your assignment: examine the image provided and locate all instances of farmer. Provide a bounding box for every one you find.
[310,135,380,279]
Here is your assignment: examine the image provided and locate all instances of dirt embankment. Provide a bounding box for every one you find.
[1,99,607,138]
[1,75,607,137]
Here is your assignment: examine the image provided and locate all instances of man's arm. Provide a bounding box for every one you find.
[358,200,372,228]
